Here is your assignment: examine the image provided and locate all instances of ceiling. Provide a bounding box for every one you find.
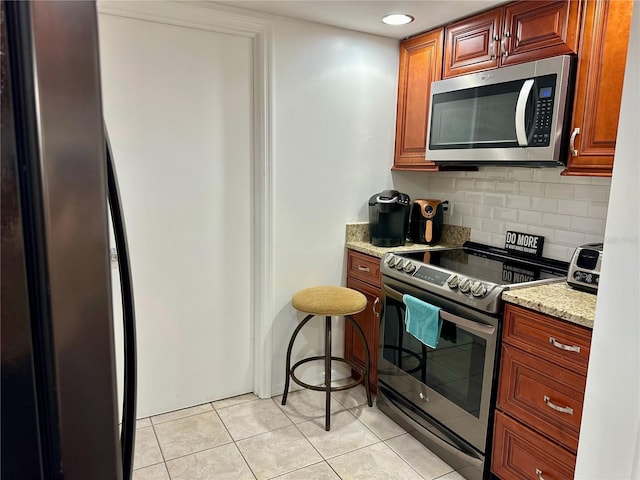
[214,1,505,39]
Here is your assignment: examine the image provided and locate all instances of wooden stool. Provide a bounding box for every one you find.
[282,286,373,430]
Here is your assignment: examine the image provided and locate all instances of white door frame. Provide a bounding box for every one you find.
[97,1,273,398]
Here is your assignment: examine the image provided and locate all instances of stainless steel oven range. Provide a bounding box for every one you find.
[376,242,568,480]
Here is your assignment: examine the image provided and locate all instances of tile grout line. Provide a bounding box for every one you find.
[134,390,457,480]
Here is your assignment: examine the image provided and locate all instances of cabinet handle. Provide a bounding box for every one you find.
[544,395,574,415]
[549,337,581,353]
[501,31,509,57]
[357,265,370,272]
[373,297,380,317]
[491,34,500,59]
[569,127,580,156]
[536,468,546,480]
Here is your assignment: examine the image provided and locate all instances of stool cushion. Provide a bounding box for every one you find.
[292,286,367,316]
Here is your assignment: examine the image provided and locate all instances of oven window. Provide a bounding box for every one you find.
[382,296,486,418]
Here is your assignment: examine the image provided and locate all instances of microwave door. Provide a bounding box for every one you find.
[428,80,524,151]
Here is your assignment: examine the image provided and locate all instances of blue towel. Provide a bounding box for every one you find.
[403,294,442,348]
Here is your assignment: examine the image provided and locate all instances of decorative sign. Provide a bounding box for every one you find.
[504,231,544,257]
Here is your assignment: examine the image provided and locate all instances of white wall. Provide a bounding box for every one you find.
[269,16,397,392]
[393,168,610,262]
[575,3,640,477]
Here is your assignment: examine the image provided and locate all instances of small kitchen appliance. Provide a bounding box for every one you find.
[368,190,410,247]
[408,199,447,245]
[567,243,603,293]
[426,55,574,166]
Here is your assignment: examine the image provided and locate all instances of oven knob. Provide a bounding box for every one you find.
[446,274,459,289]
[387,256,398,267]
[395,259,405,270]
[471,281,488,297]
[458,277,472,293]
[403,261,416,273]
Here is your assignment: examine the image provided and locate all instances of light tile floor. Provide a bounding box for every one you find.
[132,385,465,480]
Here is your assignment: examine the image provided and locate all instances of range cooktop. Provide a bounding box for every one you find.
[381,242,568,314]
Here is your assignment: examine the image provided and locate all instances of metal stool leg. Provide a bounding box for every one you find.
[347,314,373,408]
[325,316,332,431]
[282,314,314,405]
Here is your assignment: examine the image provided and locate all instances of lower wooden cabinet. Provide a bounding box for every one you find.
[492,304,592,479]
[497,344,585,452]
[492,411,576,480]
[345,249,381,393]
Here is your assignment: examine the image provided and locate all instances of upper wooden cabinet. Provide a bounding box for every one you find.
[444,1,581,78]
[393,29,443,171]
[562,0,633,176]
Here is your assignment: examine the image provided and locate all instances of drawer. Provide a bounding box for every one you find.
[503,304,592,376]
[497,344,585,452]
[492,411,576,480]
[347,250,381,286]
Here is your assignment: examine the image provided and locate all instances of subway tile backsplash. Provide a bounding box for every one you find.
[395,166,610,262]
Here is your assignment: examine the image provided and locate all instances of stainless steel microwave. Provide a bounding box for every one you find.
[426,55,574,166]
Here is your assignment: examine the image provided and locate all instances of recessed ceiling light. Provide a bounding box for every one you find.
[382,14,415,26]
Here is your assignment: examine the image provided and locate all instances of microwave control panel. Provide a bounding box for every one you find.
[531,84,555,147]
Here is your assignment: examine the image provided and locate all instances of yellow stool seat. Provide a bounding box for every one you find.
[291,286,367,316]
[282,285,373,431]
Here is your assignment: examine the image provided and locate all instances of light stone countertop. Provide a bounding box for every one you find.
[345,240,461,258]
[502,282,597,329]
[345,222,469,258]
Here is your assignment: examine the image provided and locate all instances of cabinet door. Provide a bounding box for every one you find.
[345,276,380,393]
[503,304,591,376]
[497,344,586,452]
[562,0,633,176]
[444,1,581,78]
[393,29,443,171]
[443,8,502,78]
[492,411,576,480]
[501,0,581,67]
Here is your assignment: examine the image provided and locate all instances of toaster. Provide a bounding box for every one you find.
[567,243,603,293]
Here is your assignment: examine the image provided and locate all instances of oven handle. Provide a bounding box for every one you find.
[382,283,496,338]
[379,389,484,467]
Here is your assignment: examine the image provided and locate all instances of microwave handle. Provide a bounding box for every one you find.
[515,79,535,146]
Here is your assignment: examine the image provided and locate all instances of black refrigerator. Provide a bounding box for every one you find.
[1,2,137,479]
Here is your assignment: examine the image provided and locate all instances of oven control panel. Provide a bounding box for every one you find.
[382,253,500,311]
[384,254,491,298]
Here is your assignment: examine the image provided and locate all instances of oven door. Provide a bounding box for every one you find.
[378,276,498,453]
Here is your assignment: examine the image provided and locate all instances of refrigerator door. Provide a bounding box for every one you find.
[2,2,133,479]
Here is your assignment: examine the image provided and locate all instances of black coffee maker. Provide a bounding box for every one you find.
[368,190,410,247]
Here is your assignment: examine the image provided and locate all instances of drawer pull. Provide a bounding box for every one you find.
[536,468,546,480]
[357,265,371,272]
[549,337,580,353]
[373,297,380,317]
[543,395,574,415]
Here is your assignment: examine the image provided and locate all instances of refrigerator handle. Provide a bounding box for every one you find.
[105,127,137,480]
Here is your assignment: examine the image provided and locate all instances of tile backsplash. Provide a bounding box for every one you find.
[394,167,610,262]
